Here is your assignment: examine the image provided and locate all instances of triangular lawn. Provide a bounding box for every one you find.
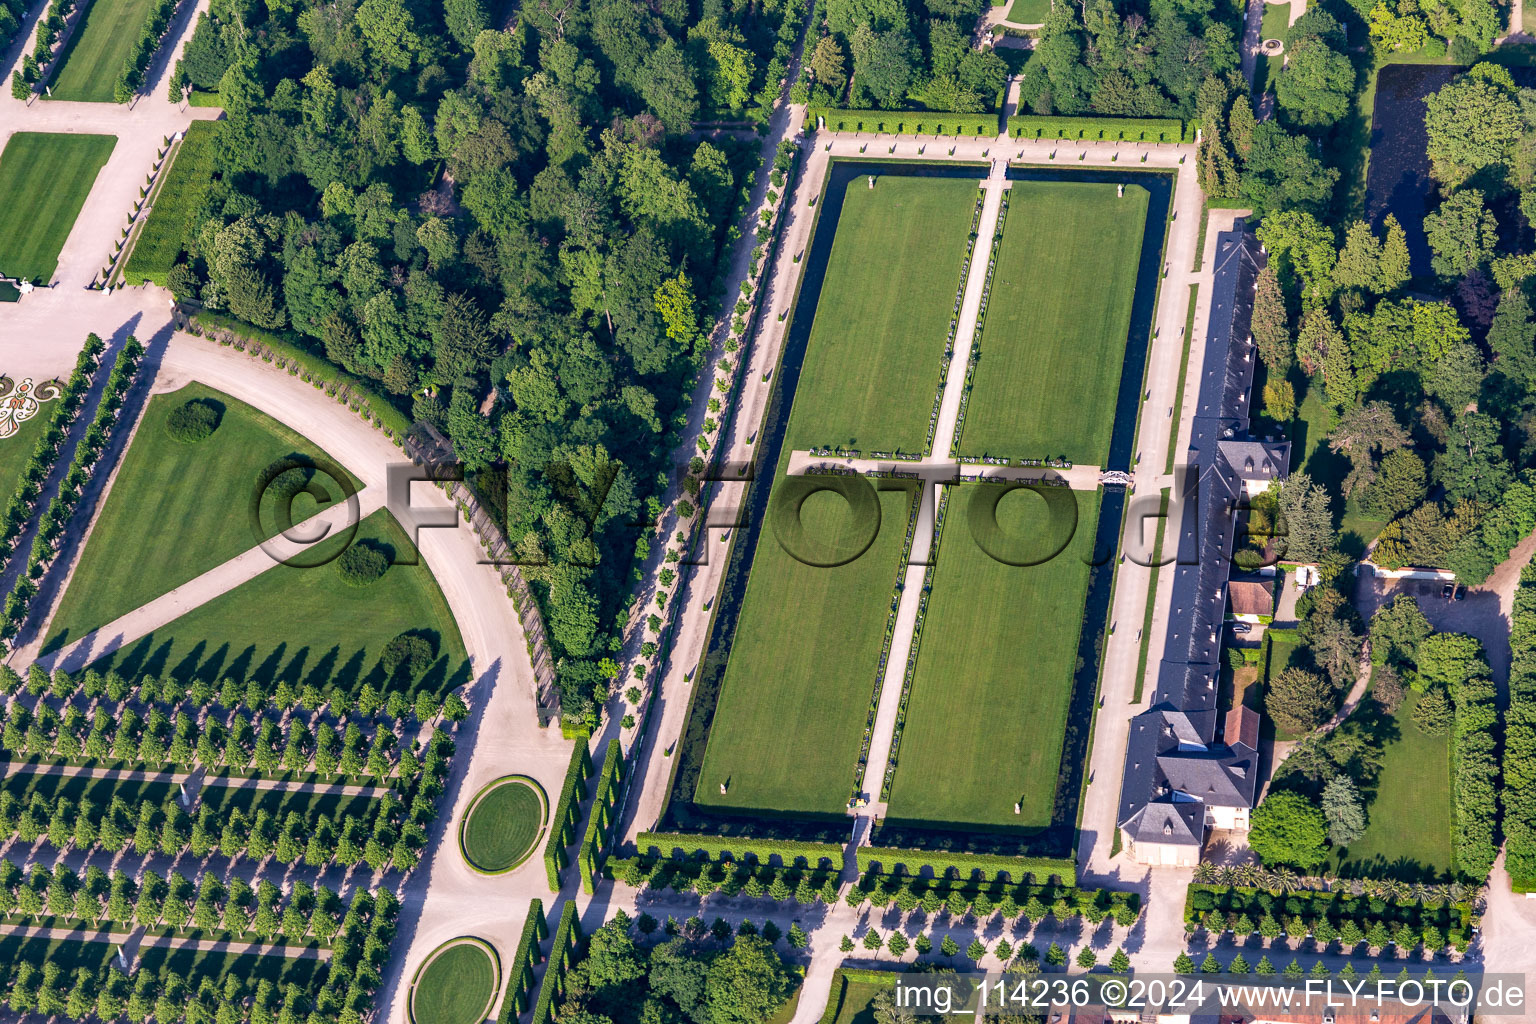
[45,381,362,651]
[84,509,471,701]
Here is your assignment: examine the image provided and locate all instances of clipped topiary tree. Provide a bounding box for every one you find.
[165,399,222,443]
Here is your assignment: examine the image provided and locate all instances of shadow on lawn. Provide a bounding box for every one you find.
[77,636,471,700]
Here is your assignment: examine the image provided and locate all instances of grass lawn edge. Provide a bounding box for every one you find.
[408,936,502,1024]
[457,775,550,876]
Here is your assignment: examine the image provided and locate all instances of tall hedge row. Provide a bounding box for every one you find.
[1452,668,1499,880]
[530,900,580,1024]
[805,106,999,136]
[1505,560,1536,888]
[124,121,222,286]
[855,845,1075,885]
[543,741,592,889]
[635,831,844,868]
[1006,114,1192,143]
[577,739,624,894]
[496,898,546,1022]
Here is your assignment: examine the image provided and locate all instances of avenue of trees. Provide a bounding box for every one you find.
[0,889,399,1024]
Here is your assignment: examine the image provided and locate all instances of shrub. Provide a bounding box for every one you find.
[379,632,436,678]
[165,399,222,442]
[336,541,390,586]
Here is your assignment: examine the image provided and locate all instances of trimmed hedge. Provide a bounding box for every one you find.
[1505,558,1536,887]
[1452,669,1498,880]
[817,969,898,1024]
[187,311,415,440]
[855,846,1075,884]
[496,898,546,1022]
[543,741,593,890]
[124,121,222,287]
[634,831,845,868]
[1184,884,1474,954]
[577,739,624,894]
[805,106,999,136]
[1006,114,1193,144]
[530,900,580,1024]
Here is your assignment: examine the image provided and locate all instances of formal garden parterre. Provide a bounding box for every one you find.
[957,180,1150,466]
[660,158,1170,880]
[0,133,116,284]
[884,482,1100,832]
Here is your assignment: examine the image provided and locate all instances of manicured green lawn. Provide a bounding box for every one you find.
[0,399,60,499]
[47,0,159,102]
[788,176,978,456]
[87,509,470,698]
[460,778,546,873]
[1261,1,1292,42]
[695,487,914,817]
[1005,0,1051,23]
[886,483,1099,830]
[410,941,498,1024]
[46,381,362,650]
[0,133,116,283]
[1263,630,1307,741]
[1331,689,1453,881]
[959,182,1149,466]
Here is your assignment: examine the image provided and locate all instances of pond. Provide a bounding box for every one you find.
[1364,63,1462,278]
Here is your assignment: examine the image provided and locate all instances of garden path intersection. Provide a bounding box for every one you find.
[3,15,1530,1023]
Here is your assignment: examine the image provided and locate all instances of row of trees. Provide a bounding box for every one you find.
[0,860,353,945]
[7,0,72,100]
[1191,910,1469,955]
[0,337,104,640]
[0,888,397,1024]
[0,651,466,726]
[610,854,1140,925]
[10,339,147,643]
[0,701,419,782]
[0,729,453,871]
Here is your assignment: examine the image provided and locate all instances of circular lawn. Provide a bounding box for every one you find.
[459,776,547,874]
[409,938,499,1024]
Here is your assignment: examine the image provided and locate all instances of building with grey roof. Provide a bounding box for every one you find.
[1117,223,1285,867]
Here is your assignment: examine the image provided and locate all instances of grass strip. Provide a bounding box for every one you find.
[1164,283,1199,475]
[1132,488,1170,704]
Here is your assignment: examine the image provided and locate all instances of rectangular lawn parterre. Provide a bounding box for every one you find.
[46,0,159,102]
[885,482,1099,830]
[958,181,1148,466]
[694,487,914,817]
[786,175,979,456]
[0,133,116,283]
